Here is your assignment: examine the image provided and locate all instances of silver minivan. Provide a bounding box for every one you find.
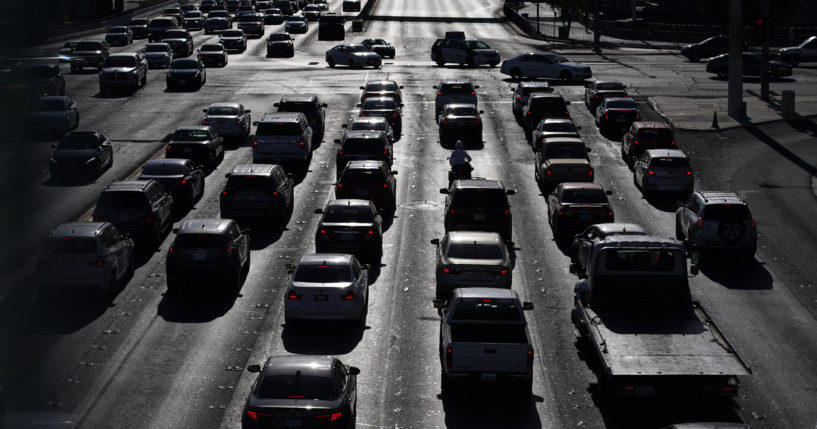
[252,112,313,167]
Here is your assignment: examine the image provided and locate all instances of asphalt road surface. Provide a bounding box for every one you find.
[1,0,817,427]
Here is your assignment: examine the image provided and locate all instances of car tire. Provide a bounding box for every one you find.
[717,68,727,79]
[467,57,476,68]
[784,55,799,66]
[140,74,147,87]
[510,67,522,81]
[328,58,335,68]
[718,220,746,244]
[675,223,685,241]
[689,52,700,62]
[436,60,444,67]
[105,270,119,298]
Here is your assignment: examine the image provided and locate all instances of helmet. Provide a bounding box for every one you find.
[455,140,464,149]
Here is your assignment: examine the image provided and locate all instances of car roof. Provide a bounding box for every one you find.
[231,164,276,176]
[344,130,385,139]
[108,53,138,58]
[544,137,584,144]
[699,191,746,204]
[443,103,477,110]
[178,218,232,234]
[262,355,334,377]
[350,116,387,125]
[454,178,503,190]
[591,223,646,235]
[632,121,670,129]
[103,180,153,192]
[145,158,189,168]
[51,222,106,238]
[208,102,241,109]
[644,149,687,158]
[529,93,564,100]
[175,125,212,132]
[326,199,371,208]
[560,182,604,191]
[541,118,575,125]
[346,160,385,169]
[298,253,356,265]
[280,93,317,103]
[519,81,550,88]
[260,112,302,121]
[454,287,518,299]
[446,231,503,245]
[595,235,684,249]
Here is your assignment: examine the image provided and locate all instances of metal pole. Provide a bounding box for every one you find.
[727,0,743,118]
[593,0,600,51]
[760,0,770,101]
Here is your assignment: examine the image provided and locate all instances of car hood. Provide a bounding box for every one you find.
[352,52,380,59]
[562,61,589,70]
[52,148,97,160]
[101,67,137,73]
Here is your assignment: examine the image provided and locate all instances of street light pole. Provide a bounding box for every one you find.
[727,0,743,118]
[760,0,770,100]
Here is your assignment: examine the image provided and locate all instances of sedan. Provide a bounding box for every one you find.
[162,29,194,57]
[680,35,729,62]
[49,130,113,179]
[137,158,205,207]
[326,44,382,69]
[166,58,207,90]
[58,41,78,61]
[242,356,359,428]
[432,231,511,299]
[633,149,694,196]
[437,103,483,145]
[500,52,592,81]
[200,102,251,141]
[197,43,228,67]
[105,26,133,46]
[204,11,233,34]
[568,223,646,270]
[285,15,309,33]
[584,80,627,111]
[183,11,205,30]
[266,32,295,57]
[530,118,580,152]
[26,96,79,135]
[284,253,369,322]
[302,4,322,20]
[219,29,248,53]
[358,96,401,137]
[706,52,793,80]
[165,126,225,169]
[360,38,396,58]
[263,8,284,24]
[595,97,639,132]
[547,182,614,238]
[315,199,383,263]
[359,79,403,104]
[144,42,174,68]
[343,116,395,143]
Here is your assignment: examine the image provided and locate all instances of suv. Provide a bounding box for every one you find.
[237,13,265,38]
[433,78,479,118]
[161,29,194,56]
[621,121,675,168]
[98,53,148,94]
[675,191,757,259]
[166,218,251,292]
[547,182,614,238]
[335,160,398,214]
[315,199,383,263]
[93,180,174,245]
[147,17,178,42]
[274,94,327,141]
[511,81,551,117]
[252,112,314,167]
[521,93,570,135]
[440,178,516,241]
[220,164,294,223]
[334,130,392,177]
[70,40,110,72]
[431,38,500,67]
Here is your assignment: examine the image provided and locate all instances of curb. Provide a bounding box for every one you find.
[648,97,817,133]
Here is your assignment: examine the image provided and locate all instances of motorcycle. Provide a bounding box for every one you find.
[448,162,473,185]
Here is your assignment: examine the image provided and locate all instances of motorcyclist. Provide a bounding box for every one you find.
[448,140,473,181]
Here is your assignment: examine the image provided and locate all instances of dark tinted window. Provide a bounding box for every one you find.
[560,189,608,204]
[141,162,185,175]
[702,204,751,220]
[365,81,398,91]
[98,192,147,209]
[544,143,586,159]
[172,129,209,141]
[207,106,239,115]
[636,128,673,142]
[342,137,386,153]
[605,99,636,109]
[174,233,229,248]
[340,169,385,183]
[530,98,567,113]
[362,99,396,109]
[446,242,503,259]
[256,122,302,135]
[323,206,374,223]
[520,86,549,96]
[257,375,336,400]
[278,101,318,115]
[103,57,137,68]
[452,301,521,321]
[294,264,353,282]
[444,106,477,116]
[171,59,200,69]
[199,44,223,52]
[128,18,148,25]
[268,34,291,41]
[239,15,262,22]
[540,122,577,133]
[23,66,56,79]
[226,175,276,190]
[465,40,490,49]
[75,42,104,50]
[596,82,624,91]
[44,237,97,255]
[222,30,244,37]
[439,83,474,95]
[57,133,98,150]
[604,249,677,271]
[450,189,509,209]
[349,121,387,132]
[149,18,174,27]
[649,157,689,168]
[163,30,189,38]
[145,44,170,52]
[109,26,128,32]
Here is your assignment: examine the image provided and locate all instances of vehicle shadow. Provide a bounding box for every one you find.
[643,192,687,213]
[440,386,542,429]
[156,289,239,323]
[697,256,773,290]
[281,319,367,355]
[246,224,286,250]
[22,293,113,335]
[590,390,744,429]
[740,120,817,176]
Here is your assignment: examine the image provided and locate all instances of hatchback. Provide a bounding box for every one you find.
[284,253,369,322]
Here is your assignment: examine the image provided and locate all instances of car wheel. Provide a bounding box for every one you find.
[105,270,119,298]
[784,55,799,66]
[559,70,572,81]
[675,223,685,241]
[510,67,522,81]
[717,68,727,79]
[467,57,476,68]
[327,58,335,68]
[436,60,444,67]
[141,74,147,87]
[689,52,700,62]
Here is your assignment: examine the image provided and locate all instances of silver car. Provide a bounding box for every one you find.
[201,102,251,140]
[326,44,381,69]
[343,116,395,143]
[144,42,174,68]
[633,149,694,195]
[284,253,369,322]
[432,231,511,299]
[37,222,134,296]
[26,96,79,135]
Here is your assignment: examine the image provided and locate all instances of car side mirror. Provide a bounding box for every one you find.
[245,109,251,113]
[356,103,362,107]
[314,208,324,214]
[511,88,516,92]
[321,103,327,108]
[286,263,296,273]
[565,101,571,105]
[247,364,261,373]
[252,121,259,126]
[432,85,438,89]
[202,109,207,113]
[522,302,534,311]
[605,190,613,195]
[334,138,341,144]
[172,228,179,234]
[439,188,449,194]
[348,366,361,375]
[341,124,348,128]
[432,299,445,309]
[474,85,480,89]
[363,264,372,270]
[359,86,365,89]
[479,110,484,114]
[391,170,398,175]
[430,238,440,245]
[576,125,582,130]
[585,148,591,153]
[273,102,279,107]
[506,189,516,195]
[399,103,404,107]
[399,85,404,89]
[224,173,232,178]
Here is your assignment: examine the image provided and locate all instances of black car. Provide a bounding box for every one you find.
[105,26,133,46]
[315,199,384,263]
[242,356,359,429]
[126,18,149,38]
[584,80,627,111]
[20,64,65,97]
[266,32,295,57]
[204,11,233,34]
[437,103,483,145]
[70,40,110,72]
[219,29,248,53]
[359,79,403,104]
[680,35,729,62]
[334,130,393,177]
[166,58,207,90]
[165,126,225,169]
[166,218,250,292]
[237,13,265,38]
[263,8,284,24]
[360,38,395,58]
[547,182,614,238]
[137,158,205,207]
[161,29,194,57]
[357,96,402,139]
[147,17,177,42]
[595,97,639,132]
[198,43,229,67]
[521,93,571,135]
[183,11,205,30]
[49,130,113,179]
[336,160,398,214]
[220,163,295,224]
[440,178,516,241]
[93,180,174,245]
[706,52,793,80]
[275,94,327,141]
[530,118,580,152]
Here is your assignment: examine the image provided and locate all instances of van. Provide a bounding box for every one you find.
[252,112,313,167]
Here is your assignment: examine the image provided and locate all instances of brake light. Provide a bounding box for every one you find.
[504,209,509,217]
[588,169,593,177]
[446,347,453,368]
[648,170,655,175]
[89,257,104,267]
[685,170,692,176]
[636,111,640,120]
[526,111,531,116]
[315,412,343,421]
[557,210,563,215]
[392,112,398,117]
[605,112,608,120]
[475,119,480,124]
[225,247,233,254]
[527,348,534,370]
[443,267,450,274]
[299,141,305,148]
[246,410,272,420]
[697,217,704,227]
[633,139,639,145]
[593,94,599,99]
[145,215,154,223]
[442,119,447,124]
[273,191,279,195]
[471,91,475,95]
[449,209,455,216]
[751,218,757,227]
[237,119,243,125]
[166,145,172,152]
[546,169,552,176]
[287,291,301,300]
[565,111,569,116]
[608,210,614,217]
[169,247,174,254]
[252,140,258,148]
[367,229,374,235]
[341,292,355,300]
[201,119,208,125]
[221,190,227,195]
[383,183,388,188]
[437,92,442,96]
[517,96,522,101]
[180,179,187,184]
[499,269,508,275]
[337,183,342,188]
[671,140,676,146]
[360,113,366,117]
[338,150,343,155]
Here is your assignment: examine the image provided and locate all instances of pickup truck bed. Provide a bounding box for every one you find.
[450,324,528,344]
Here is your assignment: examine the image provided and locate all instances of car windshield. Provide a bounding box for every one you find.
[440,84,473,95]
[362,99,395,109]
[323,205,374,223]
[44,237,97,255]
[97,192,146,209]
[103,57,136,67]
[128,19,147,25]
[172,129,209,141]
[465,40,490,49]
[257,375,336,400]
[446,242,503,259]
[34,99,65,111]
[347,45,369,52]
[544,143,586,159]
[57,134,97,149]
[349,121,386,132]
[207,106,239,115]
[342,137,386,153]
[200,44,223,52]
[226,176,275,190]
[174,234,229,249]
[450,189,509,209]
[294,264,353,283]
[185,11,202,17]
[268,34,290,41]
[649,157,689,168]
[75,42,102,50]
[256,122,301,135]
[606,99,636,109]
[520,86,549,96]
[22,66,55,79]
[287,16,305,22]
[445,106,477,116]
[452,301,521,321]
[340,169,385,183]
[560,189,608,204]
[109,27,128,33]
[541,122,577,132]
[145,44,169,52]
[702,204,752,220]
[141,162,184,175]
[637,128,673,142]
[596,82,624,91]
[172,59,199,69]
[222,30,244,37]
[605,249,677,271]
[545,53,569,63]
[365,81,397,91]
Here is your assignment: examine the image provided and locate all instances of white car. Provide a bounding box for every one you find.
[284,253,369,323]
[326,44,382,69]
[500,52,592,81]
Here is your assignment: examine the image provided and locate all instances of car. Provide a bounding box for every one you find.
[201,102,251,141]
[241,356,359,428]
[595,97,639,133]
[200,0,217,12]
[166,218,250,292]
[19,64,66,99]
[252,112,314,167]
[437,103,483,145]
[440,178,516,241]
[675,191,757,259]
[335,160,398,214]
[162,7,183,22]
[360,38,395,58]
[633,149,694,196]
[105,26,133,46]
[357,96,402,138]
[182,11,205,30]
[621,121,676,168]
[204,11,233,34]
[511,81,552,117]
[342,0,361,11]
[180,4,198,13]
[49,130,113,179]
[302,4,321,20]
[197,43,229,67]
[220,163,294,223]
[285,15,308,33]
[226,0,241,12]
[58,41,78,61]
[161,29,194,57]
[126,18,149,38]
[779,35,817,66]
[500,52,592,81]
[334,130,393,176]
[266,32,295,57]
[431,38,500,67]
[706,52,793,80]
[326,44,382,69]
[284,253,369,322]
[70,40,109,72]
[210,4,228,13]
[37,222,134,297]
[255,0,272,11]
[568,223,647,270]
[144,42,174,68]
[275,94,327,141]
[26,96,79,135]
[530,118,580,152]
[547,182,614,238]
[147,17,178,42]
[431,231,511,299]
[237,13,265,38]
[98,52,148,94]
[680,35,729,62]
[534,137,593,190]
[359,79,403,105]
[219,29,248,52]
[166,58,207,90]
[92,180,174,245]
[235,4,256,16]
[311,0,329,11]
[433,78,479,118]
[165,126,225,169]
[263,8,284,24]
[521,93,571,135]
[273,0,295,16]
[315,199,383,263]
[343,116,395,143]
[137,158,205,207]
[584,80,627,111]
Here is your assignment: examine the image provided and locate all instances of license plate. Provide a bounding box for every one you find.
[238,194,255,200]
[339,233,354,241]
[183,147,192,153]
[356,189,368,196]
[179,79,186,84]
[481,373,498,381]
[474,214,487,221]
[314,294,327,302]
[193,252,207,260]
[283,419,303,428]
[456,123,466,127]
[579,214,591,220]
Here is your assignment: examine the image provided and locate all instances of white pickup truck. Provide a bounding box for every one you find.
[434,287,534,397]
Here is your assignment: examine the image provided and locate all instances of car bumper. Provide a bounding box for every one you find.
[252,150,309,163]
[444,371,532,386]
[167,261,238,281]
[147,58,171,67]
[285,300,363,320]
[101,78,139,87]
[220,204,285,218]
[267,45,294,55]
[436,275,511,297]
[641,177,694,193]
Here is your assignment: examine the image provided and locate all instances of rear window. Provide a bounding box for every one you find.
[207,106,239,115]
[163,30,188,38]
[145,44,170,52]
[596,82,625,91]
[560,189,608,204]
[172,129,209,141]
[44,237,97,255]
[278,101,318,115]
[268,34,291,41]
[439,84,474,95]
[450,189,508,209]
[57,133,97,149]
[294,264,353,283]
[342,138,386,153]
[109,26,128,33]
[702,204,751,220]
[75,41,103,51]
[349,121,386,132]
[174,233,228,249]
[452,301,521,321]
[445,106,477,116]
[544,143,586,159]
[150,18,174,27]
[604,249,677,271]
[520,86,550,96]
[256,122,302,135]
[465,40,491,49]
[200,44,223,52]
[34,99,64,111]
[446,242,503,259]
[141,162,184,175]
[365,82,397,91]
[222,30,244,37]
[649,157,689,168]
[606,99,636,109]
[23,66,55,79]
[636,128,673,142]
[362,99,395,109]
[226,175,275,190]
[103,57,136,68]
[98,192,147,209]
[340,169,385,183]
[531,98,567,113]
[258,375,335,400]
[323,206,374,223]
[541,122,577,133]
[128,18,148,25]
[172,59,199,69]
[239,15,262,21]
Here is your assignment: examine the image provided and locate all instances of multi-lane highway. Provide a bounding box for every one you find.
[1,0,817,427]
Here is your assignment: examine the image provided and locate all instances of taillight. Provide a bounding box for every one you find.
[341,291,355,300]
[593,94,599,99]
[392,112,398,117]
[636,111,641,120]
[246,410,271,420]
[697,217,704,227]
[517,96,522,101]
[671,140,676,145]
[319,229,328,239]
[565,111,569,116]
[201,119,208,125]
[605,112,608,120]
[89,256,104,267]
[436,92,442,96]
[449,209,455,216]
[546,169,552,176]
[221,190,227,196]
[633,139,639,145]
[648,170,655,175]
[367,229,374,235]
[608,210,614,217]
[166,145,172,152]
[337,183,343,188]
[504,209,509,217]
[168,247,174,254]
[360,113,366,117]
[287,291,301,300]
[442,119,447,124]
[315,412,343,421]
[557,210,563,215]
[273,191,279,195]
[338,150,343,155]
[237,119,243,124]
[299,141,305,148]
[225,247,233,254]
[252,140,258,148]
[180,179,187,184]
[475,119,480,124]
[527,348,534,370]
[383,183,388,188]
[446,347,453,368]
[685,170,692,176]
[751,218,757,227]
[443,267,450,274]
[145,215,154,223]
[526,111,531,116]
[499,269,508,275]
[383,151,388,155]
[588,169,593,177]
